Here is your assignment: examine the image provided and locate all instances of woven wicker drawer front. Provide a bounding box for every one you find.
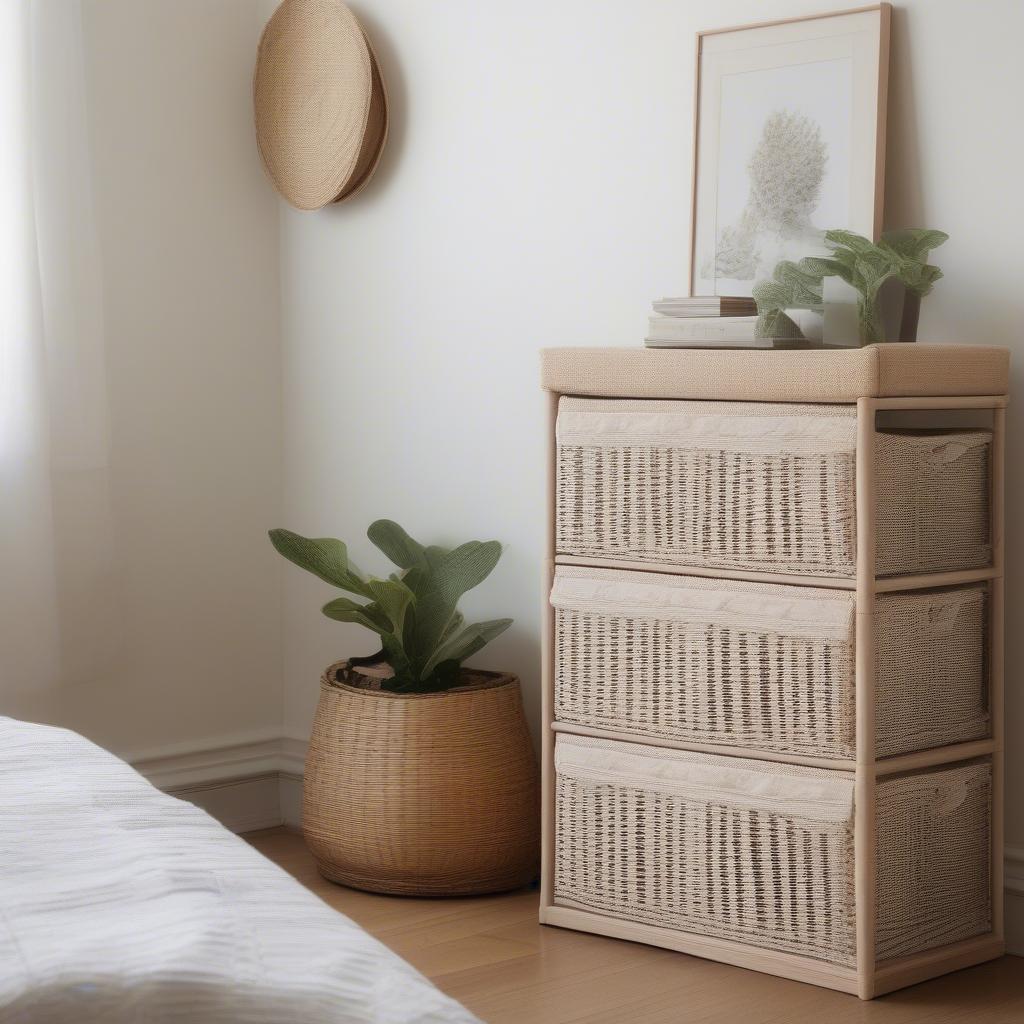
[554,735,993,967]
[555,734,858,965]
[552,566,855,757]
[556,398,857,576]
[556,398,992,578]
[553,568,989,759]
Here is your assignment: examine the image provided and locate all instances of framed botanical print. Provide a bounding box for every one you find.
[690,5,890,299]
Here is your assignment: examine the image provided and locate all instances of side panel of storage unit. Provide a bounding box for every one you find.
[875,430,991,575]
[875,759,992,960]
[874,585,989,756]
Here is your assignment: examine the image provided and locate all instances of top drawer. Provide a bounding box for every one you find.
[556,398,991,578]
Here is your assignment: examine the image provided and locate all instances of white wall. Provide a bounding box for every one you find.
[277,0,1024,921]
[8,0,284,759]
[11,0,1018,939]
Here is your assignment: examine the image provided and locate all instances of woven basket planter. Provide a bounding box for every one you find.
[556,398,991,577]
[552,566,989,759]
[555,734,992,967]
[304,661,540,896]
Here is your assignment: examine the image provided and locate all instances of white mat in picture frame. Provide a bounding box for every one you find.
[690,5,891,343]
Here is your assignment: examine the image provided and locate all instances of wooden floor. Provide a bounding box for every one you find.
[247,828,1023,1024]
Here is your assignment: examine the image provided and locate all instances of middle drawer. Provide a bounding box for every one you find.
[552,565,988,760]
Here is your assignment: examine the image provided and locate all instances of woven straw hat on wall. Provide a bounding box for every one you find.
[254,0,389,210]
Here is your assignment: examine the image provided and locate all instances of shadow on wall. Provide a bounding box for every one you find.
[881,6,923,229]
[475,537,544,753]
[339,4,407,207]
[885,5,1023,871]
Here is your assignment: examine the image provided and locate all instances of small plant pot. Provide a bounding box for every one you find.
[877,277,921,342]
[303,660,540,896]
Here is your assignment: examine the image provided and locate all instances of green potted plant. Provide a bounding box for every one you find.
[753,228,948,345]
[270,520,539,896]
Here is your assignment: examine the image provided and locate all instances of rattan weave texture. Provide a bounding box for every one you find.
[874,585,988,757]
[304,663,539,895]
[875,430,991,575]
[875,760,992,961]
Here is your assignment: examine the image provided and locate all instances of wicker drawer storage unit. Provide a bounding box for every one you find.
[539,345,1008,999]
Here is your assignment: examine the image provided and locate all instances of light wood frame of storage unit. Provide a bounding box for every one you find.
[539,346,1008,1000]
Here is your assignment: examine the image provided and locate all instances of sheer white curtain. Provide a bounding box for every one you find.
[1,0,114,704]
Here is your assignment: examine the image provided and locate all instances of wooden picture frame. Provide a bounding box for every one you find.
[689,4,891,300]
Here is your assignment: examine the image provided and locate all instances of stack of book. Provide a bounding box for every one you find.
[645,295,763,348]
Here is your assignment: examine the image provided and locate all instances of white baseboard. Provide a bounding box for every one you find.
[130,733,1024,955]
[170,774,284,834]
[279,773,303,829]
[279,735,306,829]
[279,735,307,779]
[129,731,299,835]
[129,731,285,791]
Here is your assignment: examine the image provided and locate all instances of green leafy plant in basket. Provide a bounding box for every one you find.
[753,228,949,345]
[269,520,511,694]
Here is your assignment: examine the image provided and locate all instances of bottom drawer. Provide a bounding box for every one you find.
[554,735,991,967]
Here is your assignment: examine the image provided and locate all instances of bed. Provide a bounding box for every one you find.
[0,717,480,1023]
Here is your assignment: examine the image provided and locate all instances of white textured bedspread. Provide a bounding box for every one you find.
[0,718,480,1024]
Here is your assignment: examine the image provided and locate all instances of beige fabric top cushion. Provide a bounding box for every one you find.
[541,344,1009,402]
